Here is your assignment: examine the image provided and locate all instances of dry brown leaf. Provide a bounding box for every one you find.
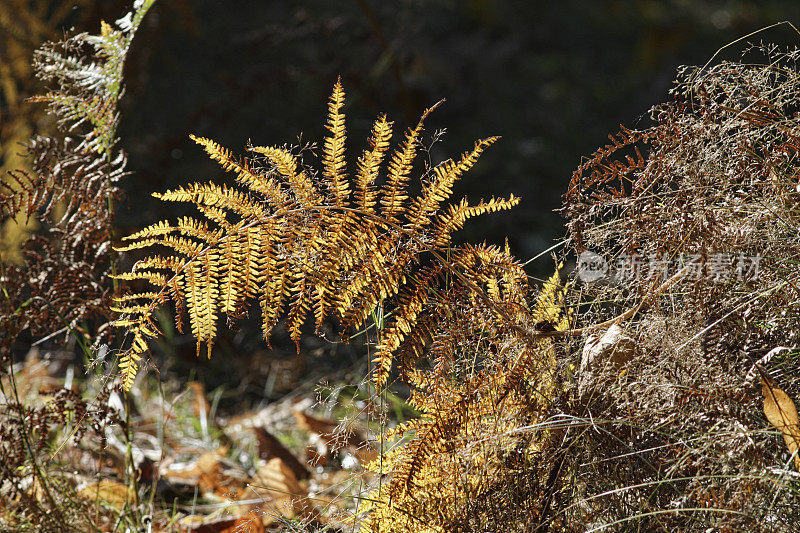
[293,410,366,458]
[179,510,266,533]
[762,377,800,470]
[226,511,266,533]
[2,349,61,397]
[578,324,636,397]
[196,452,249,499]
[178,512,260,533]
[253,457,319,524]
[253,426,310,480]
[179,515,237,532]
[165,452,249,499]
[78,479,130,510]
[292,410,338,435]
[255,457,304,499]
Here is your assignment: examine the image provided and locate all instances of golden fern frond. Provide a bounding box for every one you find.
[380,101,440,223]
[432,195,520,246]
[219,231,246,318]
[190,134,288,208]
[250,146,319,206]
[259,251,288,341]
[369,242,531,388]
[322,77,349,207]
[372,264,446,388]
[393,313,440,384]
[183,253,219,357]
[113,271,168,285]
[406,136,499,231]
[164,260,187,282]
[115,81,509,390]
[154,182,267,219]
[112,292,162,302]
[118,220,173,242]
[355,114,393,214]
[336,233,409,331]
[363,263,569,532]
[531,262,571,331]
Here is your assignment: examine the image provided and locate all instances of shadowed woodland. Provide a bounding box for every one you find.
[3,1,800,531]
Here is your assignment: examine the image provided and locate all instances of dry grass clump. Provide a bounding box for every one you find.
[558,44,800,531]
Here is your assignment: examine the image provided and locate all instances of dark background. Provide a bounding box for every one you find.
[112,1,800,269]
[14,0,800,264]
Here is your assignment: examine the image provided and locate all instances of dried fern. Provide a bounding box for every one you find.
[362,265,572,532]
[0,0,102,265]
[113,79,518,390]
[114,81,573,524]
[0,1,156,355]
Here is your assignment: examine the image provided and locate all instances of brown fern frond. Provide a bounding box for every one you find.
[0,171,34,221]
[555,47,800,530]
[0,0,95,179]
[1,1,154,350]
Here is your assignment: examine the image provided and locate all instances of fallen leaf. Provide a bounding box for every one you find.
[293,410,366,458]
[253,457,319,524]
[179,513,264,533]
[253,426,310,480]
[178,511,264,533]
[165,452,250,499]
[292,410,337,435]
[226,511,266,533]
[78,479,130,510]
[578,324,636,397]
[762,377,800,470]
[3,349,61,397]
[179,515,236,533]
[255,457,304,499]
[196,452,250,499]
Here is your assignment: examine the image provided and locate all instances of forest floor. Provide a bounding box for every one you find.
[2,340,391,532]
